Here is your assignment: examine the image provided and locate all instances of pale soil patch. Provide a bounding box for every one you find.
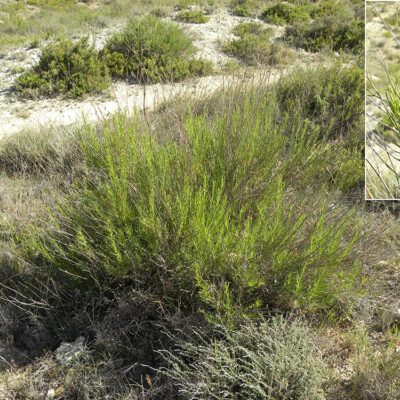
[366,2,399,119]
[365,2,400,199]
[0,8,322,139]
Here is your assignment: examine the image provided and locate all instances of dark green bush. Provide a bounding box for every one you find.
[311,0,351,19]
[164,317,327,400]
[102,16,212,83]
[233,21,266,36]
[275,63,364,140]
[229,0,259,16]
[224,22,294,66]
[261,3,311,25]
[274,63,364,190]
[176,10,209,23]
[150,7,168,18]
[285,16,364,54]
[14,37,109,99]
[232,4,250,16]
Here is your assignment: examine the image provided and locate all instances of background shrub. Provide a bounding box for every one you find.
[232,4,250,16]
[14,37,109,99]
[274,63,364,191]
[311,0,352,19]
[261,3,311,25]
[163,316,327,400]
[285,16,364,54]
[224,22,294,66]
[176,10,209,23]
[275,63,364,141]
[102,16,212,83]
[229,0,259,17]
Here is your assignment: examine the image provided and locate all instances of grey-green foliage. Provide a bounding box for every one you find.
[163,316,327,400]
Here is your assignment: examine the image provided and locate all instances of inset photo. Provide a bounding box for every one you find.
[366,1,400,199]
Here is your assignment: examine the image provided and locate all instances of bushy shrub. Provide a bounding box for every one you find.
[311,0,351,19]
[229,0,258,17]
[102,16,212,83]
[261,3,311,25]
[176,10,209,23]
[14,37,109,99]
[163,317,327,400]
[274,63,364,192]
[232,4,250,16]
[233,21,266,36]
[150,7,168,18]
[224,22,294,66]
[285,16,364,54]
[331,147,364,192]
[29,92,361,321]
[274,63,364,141]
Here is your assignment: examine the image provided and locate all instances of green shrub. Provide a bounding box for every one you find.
[150,7,168,18]
[102,16,212,83]
[329,147,364,192]
[285,16,364,54]
[29,92,361,320]
[233,21,266,36]
[311,0,351,19]
[14,37,109,99]
[286,0,313,4]
[274,63,364,141]
[176,10,209,23]
[163,317,327,399]
[229,0,258,16]
[232,4,250,16]
[261,3,311,25]
[274,63,364,192]
[224,22,294,66]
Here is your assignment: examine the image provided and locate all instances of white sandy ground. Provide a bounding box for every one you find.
[365,3,400,199]
[365,3,400,121]
[0,8,316,139]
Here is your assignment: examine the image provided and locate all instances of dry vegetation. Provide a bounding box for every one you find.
[3,1,400,400]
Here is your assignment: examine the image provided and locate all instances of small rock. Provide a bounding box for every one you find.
[46,389,55,399]
[54,336,85,365]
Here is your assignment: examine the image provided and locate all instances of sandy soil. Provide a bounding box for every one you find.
[365,2,400,199]
[0,8,315,139]
[366,2,399,124]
